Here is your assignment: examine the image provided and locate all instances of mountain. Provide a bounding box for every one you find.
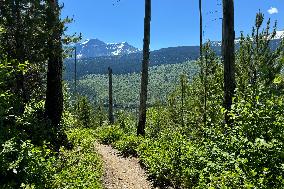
[75,39,140,58]
[64,46,199,80]
[64,31,283,80]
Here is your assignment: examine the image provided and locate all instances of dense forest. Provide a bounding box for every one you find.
[1,0,284,188]
[74,61,198,107]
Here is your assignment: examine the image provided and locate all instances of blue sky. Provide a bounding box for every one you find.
[61,0,284,50]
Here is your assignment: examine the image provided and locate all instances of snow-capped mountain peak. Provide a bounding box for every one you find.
[75,39,140,59]
[273,30,284,39]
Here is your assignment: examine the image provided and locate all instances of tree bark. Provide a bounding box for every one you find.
[222,0,236,124]
[45,0,63,129]
[137,0,151,136]
[108,67,114,124]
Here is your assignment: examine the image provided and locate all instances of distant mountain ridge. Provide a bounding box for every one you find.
[75,39,140,58]
[64,31,283,80]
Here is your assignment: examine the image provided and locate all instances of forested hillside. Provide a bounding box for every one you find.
[73,61,198,107]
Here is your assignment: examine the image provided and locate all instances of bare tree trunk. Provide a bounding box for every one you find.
[108,67,114,124]
[74,46,77,96]
[199,0,207,126]
[45,0,63,131]
[222,0,236,124]
[204,45,208,127]
[137,0,151,136]
[199,0,203,58]
[180,76,185,127]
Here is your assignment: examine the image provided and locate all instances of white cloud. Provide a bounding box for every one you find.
[268,7,278,14]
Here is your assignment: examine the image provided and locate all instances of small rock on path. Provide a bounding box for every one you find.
[95,142,155,189]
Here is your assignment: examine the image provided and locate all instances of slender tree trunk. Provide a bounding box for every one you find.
[199,0,207,126]
[74,46,77,96]
[204,46,208,126]
[199,0,203,58]
[45,0,63,130]
[180,76,185,127]
[137,0,151,136]
[222,0,236,124]
[108,67,114,124]
[253,15,261,100]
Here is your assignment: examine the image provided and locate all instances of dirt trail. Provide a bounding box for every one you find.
[95,142,154,189]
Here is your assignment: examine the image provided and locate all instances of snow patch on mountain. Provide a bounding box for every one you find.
[75,39,140,59]
[82,39,90,45]
[210,30,283,48]
[273,30,284,39]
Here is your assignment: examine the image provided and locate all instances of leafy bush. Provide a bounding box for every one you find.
[0,139,56,188]
[96,125,124,144]
[61,110,77,131]
[116,110,136,134]
[137,133,190,188]
[114,135,144,156]
[52,128,103,189]
[145,107,171,138]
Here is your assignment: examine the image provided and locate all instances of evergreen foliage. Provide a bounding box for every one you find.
[76,96,93,128]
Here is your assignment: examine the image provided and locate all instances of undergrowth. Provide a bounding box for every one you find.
[52,128,103,189]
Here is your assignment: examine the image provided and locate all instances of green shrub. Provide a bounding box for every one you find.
[52,128,103,189]
[61,110,77,131]
[114,135,144,156]
[96,125,124,144]
[116,110,136,134]
[0,139,56,188]
[137,132,196,188]
[145,107,170,138]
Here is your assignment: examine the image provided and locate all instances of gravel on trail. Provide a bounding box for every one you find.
[95,142,155,189]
